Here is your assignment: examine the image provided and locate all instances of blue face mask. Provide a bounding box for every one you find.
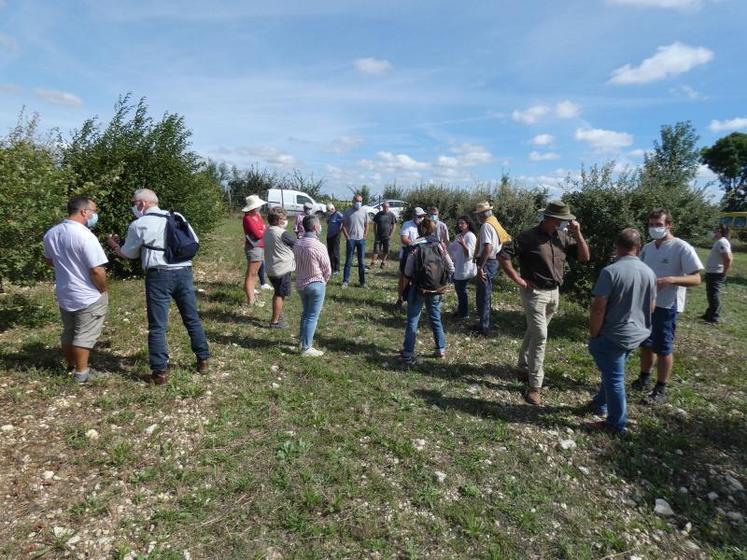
[429,214,438,222]
[354,202,362,209]
[86,212,99,229]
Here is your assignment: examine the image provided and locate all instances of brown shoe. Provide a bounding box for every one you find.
[197,359,209,374]
[151,370,169,385]
[524,388,541,406]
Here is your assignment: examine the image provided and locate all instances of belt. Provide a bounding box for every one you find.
[146,266,191,272]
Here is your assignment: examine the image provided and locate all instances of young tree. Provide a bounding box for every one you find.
[640,121,700,191]
[701,132,747,210]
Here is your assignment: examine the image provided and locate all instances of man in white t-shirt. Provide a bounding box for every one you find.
[395,207,427,310]
[703,223,733,324]
[633,208,703,404]
[43,196,109,383]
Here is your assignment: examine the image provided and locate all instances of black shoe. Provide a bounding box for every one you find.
[631,374,652,391]
[642,388,667,405]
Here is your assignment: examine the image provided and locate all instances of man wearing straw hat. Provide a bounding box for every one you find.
[499,201,590,406]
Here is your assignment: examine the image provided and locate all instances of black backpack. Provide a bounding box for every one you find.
[145,212,200,263]
[414,240,448,293]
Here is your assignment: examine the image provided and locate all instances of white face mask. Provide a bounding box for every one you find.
[131,205,143,218]
[649,226,667,240]
[556,220,569,233]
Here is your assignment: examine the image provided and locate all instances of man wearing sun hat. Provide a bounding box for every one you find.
[472,201,512,335]
[499,200,590,406]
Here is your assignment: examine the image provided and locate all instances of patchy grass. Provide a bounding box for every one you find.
[1,218,745,559]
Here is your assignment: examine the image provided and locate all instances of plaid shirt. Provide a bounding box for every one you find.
[293,234,331,290]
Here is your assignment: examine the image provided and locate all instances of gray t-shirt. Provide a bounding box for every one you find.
[640,237,703,312]
[705,237,731,273]
[343,207,369,240]
[592,256,657,350]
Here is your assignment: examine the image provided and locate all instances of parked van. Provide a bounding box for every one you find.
[266,189,327,216]
[720,211,747,241]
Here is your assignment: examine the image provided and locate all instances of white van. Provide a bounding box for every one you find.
[266,189,327,216]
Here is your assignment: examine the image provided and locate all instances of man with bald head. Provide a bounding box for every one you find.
[107,188,210,385]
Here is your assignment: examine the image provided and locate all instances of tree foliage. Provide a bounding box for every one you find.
[0,116,69,286]
[701,132,747,210]
[61,95,225,262]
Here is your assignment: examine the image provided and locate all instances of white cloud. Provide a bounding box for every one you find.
[34,89,83,107]
[359,151,429,173]
[530,133,554,146]
[354,57,393,75]
[327,135,364,154]
[512,105,550,125]
[608,0,704,10]
[529,151,560,161]
[436,155,460,168]
[575,128,634,151]
[449,143,493,166]
[696,164,718,182]
[228,145,300,168]
[555,100,581,119]
[628,148,648,158]
[0,83,21,94]
[709,117,747,133]
[609,42,713,85]
[0,32,18,55]
[671,84,704,100]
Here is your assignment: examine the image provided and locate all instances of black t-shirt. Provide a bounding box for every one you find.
[373,211,397,239]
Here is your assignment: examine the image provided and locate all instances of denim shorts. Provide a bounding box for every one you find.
[640,306,678,356]
[245,245,264,262]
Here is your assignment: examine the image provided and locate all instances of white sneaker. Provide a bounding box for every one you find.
[261,283,273,290]
[301,347,324,357]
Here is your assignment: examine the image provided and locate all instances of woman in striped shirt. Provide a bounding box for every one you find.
[293,215,332,357]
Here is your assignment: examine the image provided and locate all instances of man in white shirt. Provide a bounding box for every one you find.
[633,208,703,404]
[473,202,503,335]
[703,223,733,324]
[43,196,109,383]
[107,188,209,385]
[395,207,427,310]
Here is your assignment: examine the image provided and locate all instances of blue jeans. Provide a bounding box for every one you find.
[343,239,366,285]
[402,289,446,357]
[145,267,209,372]
[453,279,470,318]
[299,282,326,350]
[588,336,631,432]
[475,259,498,331]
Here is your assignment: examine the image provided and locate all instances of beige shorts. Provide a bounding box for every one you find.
[60,293,109,349]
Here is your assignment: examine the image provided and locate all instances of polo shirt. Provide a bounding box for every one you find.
[499,224,577,289]
[43,220,108,311]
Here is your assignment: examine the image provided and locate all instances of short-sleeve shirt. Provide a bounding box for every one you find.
[399,219,419,258]
[343,208,369,240]
[448,231,478,280]
[478,223,502,260]
[373,211,397,240]
[499,224,577,289]
[706,237,732,273]
[592,256,657,350]
[640,237,703,312]
[43,220,108,311]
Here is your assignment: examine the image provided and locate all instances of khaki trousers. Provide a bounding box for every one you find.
[518,286,559,388]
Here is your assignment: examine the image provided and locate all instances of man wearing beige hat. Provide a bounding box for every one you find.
[499,201,590,406]
[472,201,512,335]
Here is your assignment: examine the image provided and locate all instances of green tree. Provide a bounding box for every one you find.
[382,183,405,200]
[640,121,700,191]
[62,95,225,271]
[226,164,280,211]
[0,115,69,286]
[701,132,747,210]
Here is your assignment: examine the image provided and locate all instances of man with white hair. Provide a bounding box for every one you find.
[107,188,210,385]
[325,203,344,275]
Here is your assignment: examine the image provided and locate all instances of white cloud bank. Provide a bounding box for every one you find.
[530,134,554,146]
[354,57,393,75]
[529,151,560,161]
[709,118,747,132]
[34,89,83,107]
[609,42,713,85]
[575,128,634,151]
[608,0,704,9]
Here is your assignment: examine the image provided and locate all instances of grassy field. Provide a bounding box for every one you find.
[0,217,745,559]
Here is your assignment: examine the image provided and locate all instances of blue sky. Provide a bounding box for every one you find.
[1,0,745,197]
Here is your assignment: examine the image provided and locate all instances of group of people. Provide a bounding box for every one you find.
[43,188,734,434]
